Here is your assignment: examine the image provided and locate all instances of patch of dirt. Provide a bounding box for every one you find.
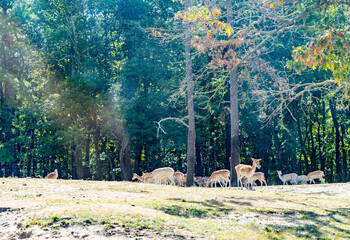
[0,208,181,240]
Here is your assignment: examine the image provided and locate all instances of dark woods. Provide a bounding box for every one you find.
[0,0,349,184]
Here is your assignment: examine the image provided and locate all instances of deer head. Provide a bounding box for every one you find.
[251,158,261,169]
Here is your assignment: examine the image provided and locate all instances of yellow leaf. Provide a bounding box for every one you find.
[207,30,212,38]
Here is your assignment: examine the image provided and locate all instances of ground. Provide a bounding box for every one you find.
[0,178,349,239]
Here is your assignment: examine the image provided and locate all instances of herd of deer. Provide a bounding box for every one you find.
[132,158,326,189]
[277,170,325,185]
[44,158,325,188]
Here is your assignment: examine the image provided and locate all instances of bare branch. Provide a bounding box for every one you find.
[156,117,188,137]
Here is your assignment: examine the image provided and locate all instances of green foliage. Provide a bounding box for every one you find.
[0,0,349,182]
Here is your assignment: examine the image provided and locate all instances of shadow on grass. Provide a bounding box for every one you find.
[251,208,350,239]
[0,207,23,213]
[160,198,234,218]
[264,224,323,239]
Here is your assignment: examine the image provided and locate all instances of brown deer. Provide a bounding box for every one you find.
[235,158,261,189]
[140,167,174,185]
[301,171,325,184]
[241,173,266,189]
[174,172,186,186]
[205,169,230,188]
[194,176,203,186]
[132,173,144,182]
[45,169,58,179]
[250,172,267,186]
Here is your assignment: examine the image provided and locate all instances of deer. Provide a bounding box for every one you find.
[235,158,261,189]
[290,175,307,185]
[132,172,156,183]
[45,169,58,179]
[132,173,145,182]
[174,172,186,186]
[301,170,325,184]
[200,176,209,187]
[204,169,230,188]
[240,172,266,189]
[194,176,203,186]
[277,170,297,185]
[241,176,252,188]
[146,167,175,185]
[250,172,267,186]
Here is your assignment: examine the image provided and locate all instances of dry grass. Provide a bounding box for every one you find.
[0,178,349,239]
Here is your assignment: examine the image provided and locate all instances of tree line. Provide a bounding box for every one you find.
[0,0,349,184]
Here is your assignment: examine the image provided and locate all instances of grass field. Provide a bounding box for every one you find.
[0,178,349,239]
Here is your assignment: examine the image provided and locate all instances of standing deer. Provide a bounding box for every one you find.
[241,172,267,189]
[250,172,267,186]
[301,171,325,184]
[45,169,58,179]
[277,170,297,185]
[235,158,261,189]
[205,169,230,188]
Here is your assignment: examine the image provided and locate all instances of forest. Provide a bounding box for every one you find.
[0,0,349,185]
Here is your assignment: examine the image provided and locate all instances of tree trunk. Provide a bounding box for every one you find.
[297,117,309,173]
[146,145,150,172]
[229,69,240,187]
[185,0,196,187]
[273,119,282,171]
[108,140,116,181]
[329,98,341,182]
[317,122,324,171]
[291,113,298,173]
[224,86,231,171]
[73,143,84,179]
[83,133,91,179]
[93,111,103,180]
[226,1,240,186]
[134,145,142,175]
[195,141,202,176]
[119,137,132,180]
[309,123,316,171]
[340,123,347,182]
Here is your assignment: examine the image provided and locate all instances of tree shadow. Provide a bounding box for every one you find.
[162,198,234,218]
[252,208,350,239]
[0,207,23,213]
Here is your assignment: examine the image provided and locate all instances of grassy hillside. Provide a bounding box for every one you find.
[0,178,349,239]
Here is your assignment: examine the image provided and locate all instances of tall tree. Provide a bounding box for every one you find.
[184,0,196,186]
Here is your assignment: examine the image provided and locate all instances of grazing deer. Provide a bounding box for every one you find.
[132,173,156,183]
[194,176,203,186]
[45,169,58,179]
[147,167,175,185]
[205,169,230,188]
[291,175,307,185]
[277,170,297,185]
[132,173,144,182]
[174,172,186,186]
[235,158,261,189]
[200,176,209,187]
[301,171,325,184]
